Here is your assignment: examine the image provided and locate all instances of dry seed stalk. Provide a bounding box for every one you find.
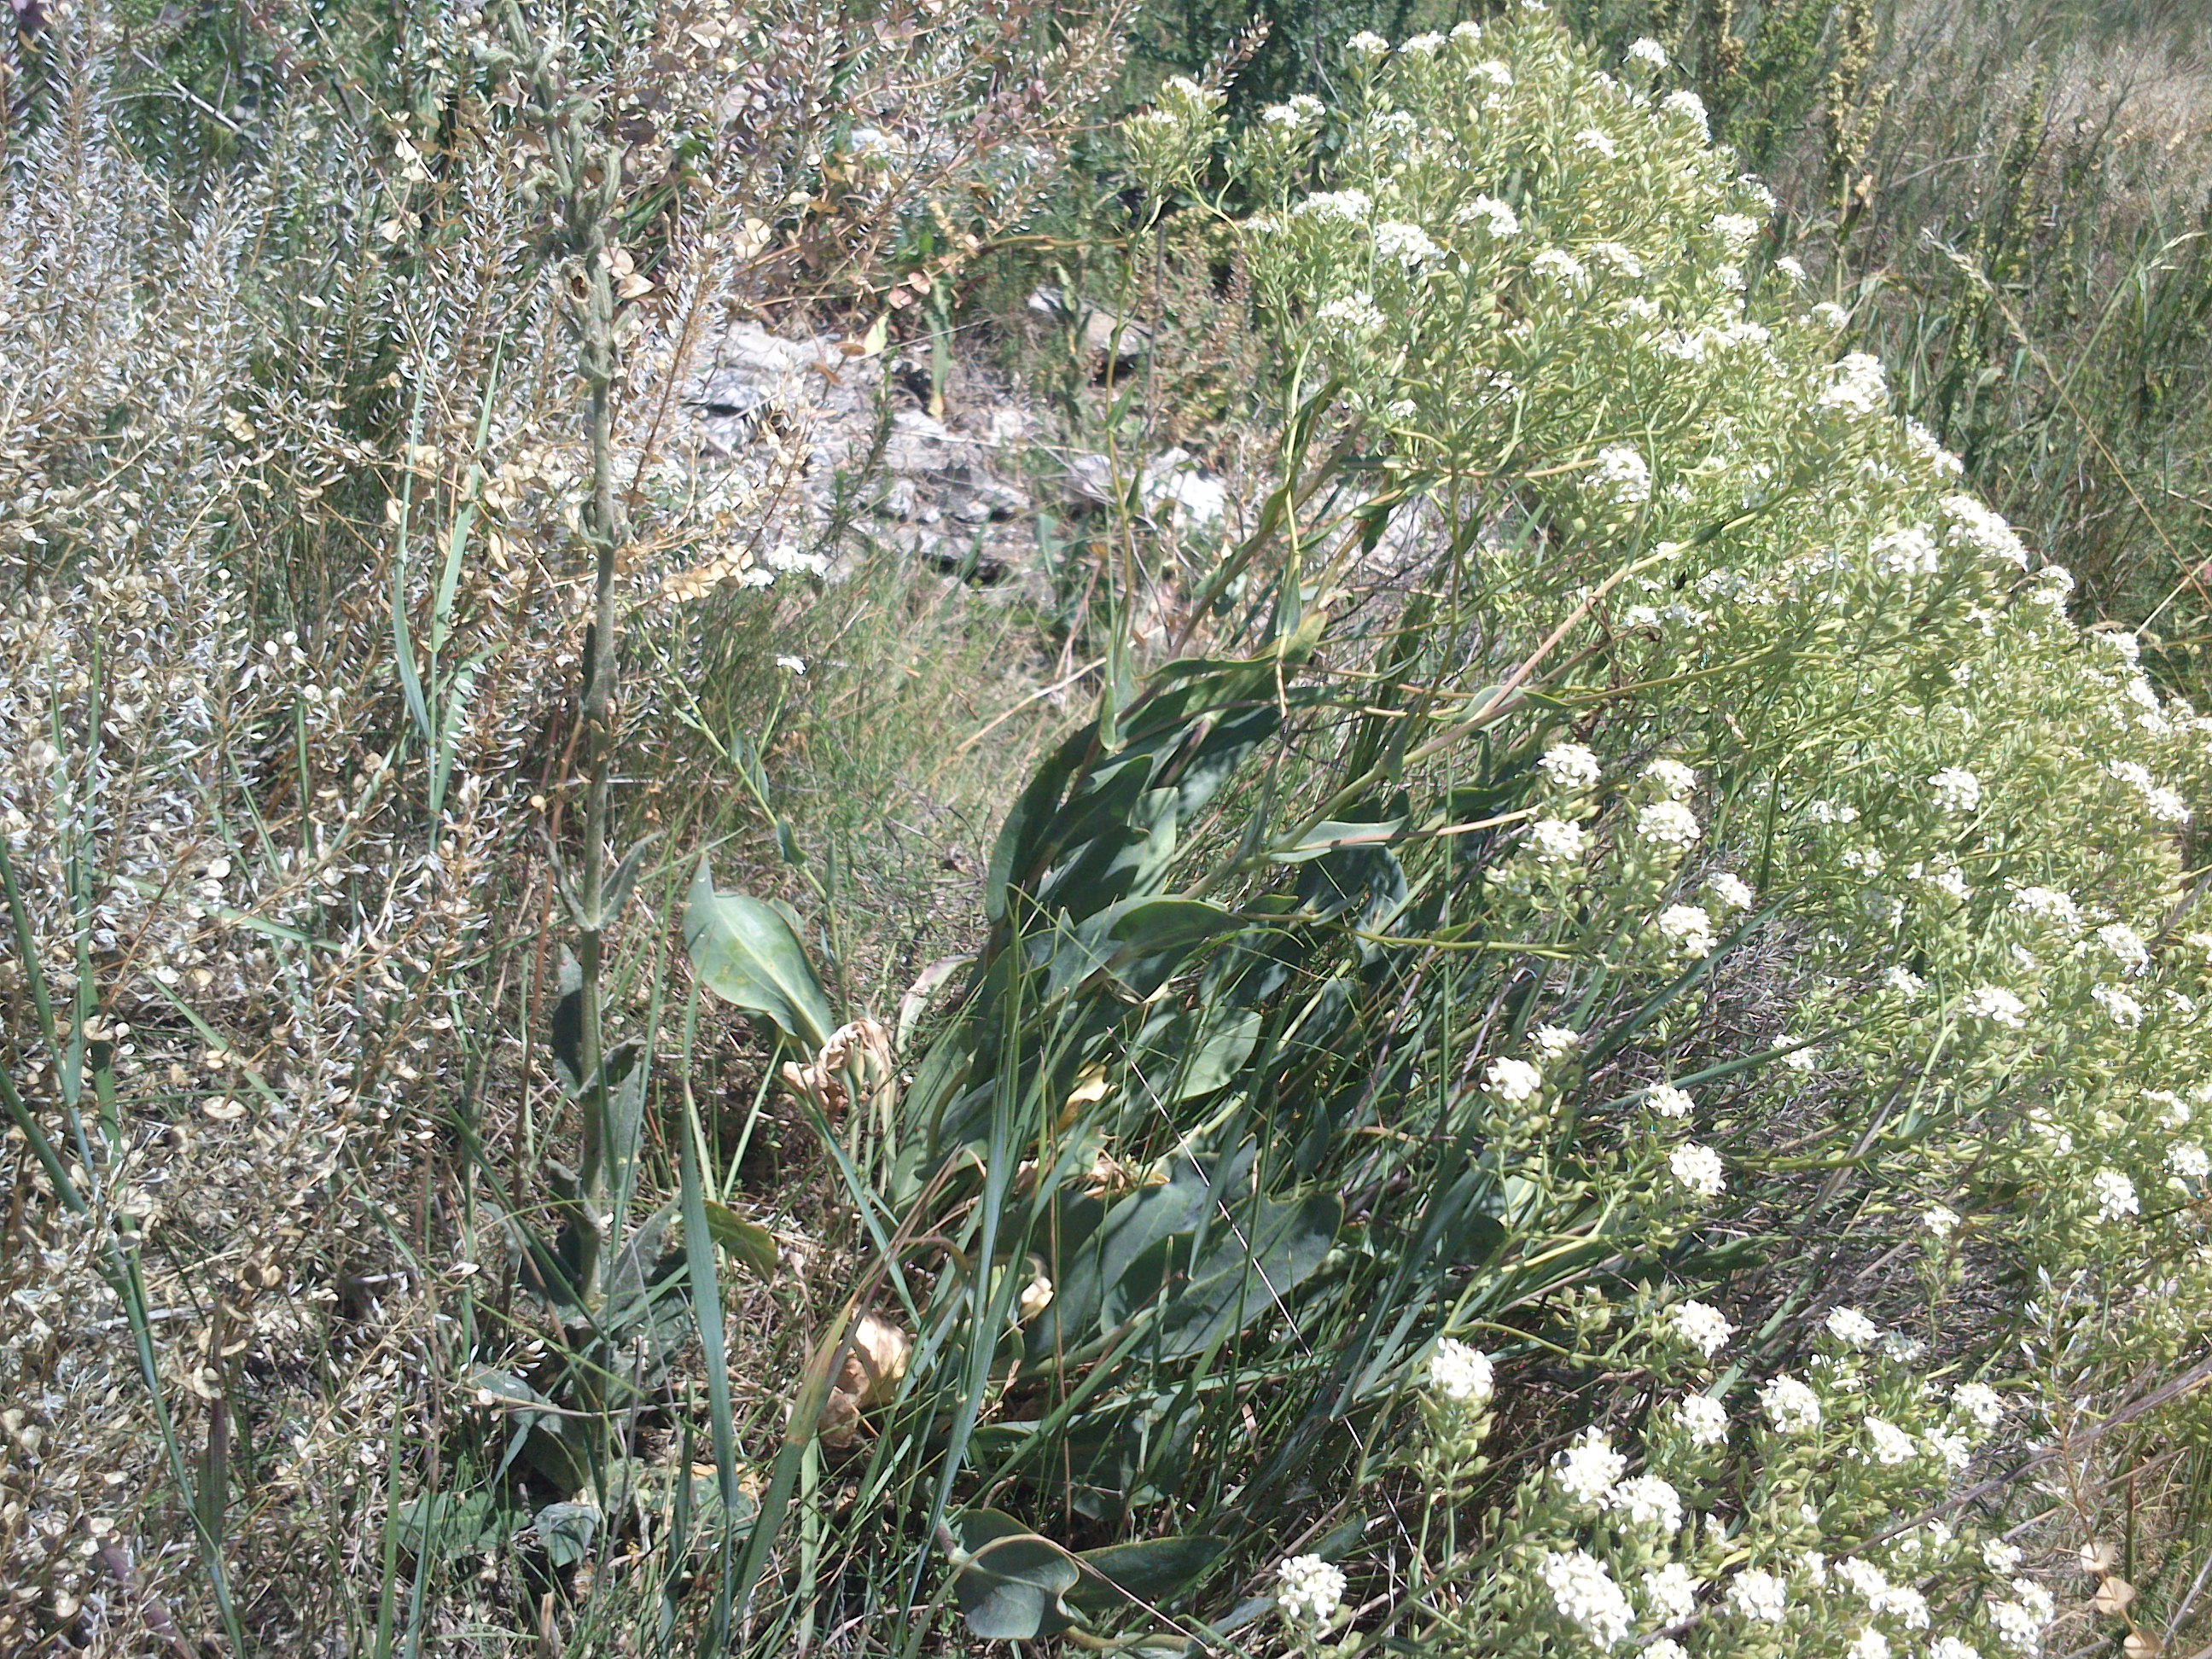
[498,1,630,1289]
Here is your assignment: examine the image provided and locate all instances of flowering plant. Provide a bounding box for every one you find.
[885,14,2212,1655]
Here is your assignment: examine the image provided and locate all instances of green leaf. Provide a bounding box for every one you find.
[699,1197,778,1278]
[684,857,833,1049]
[1068,1534,1228,1613]
[470,1367,592,1491]
[946,1510,1080,1640]
[533,1501,599,1569]
[394,1488,509,1564]
[1155,1190,1342,1360]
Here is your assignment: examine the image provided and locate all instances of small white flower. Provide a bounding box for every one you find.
[2091,1168,2139,1221]
[1674,1392,1729,1445]
[774,655,807,673]
[1531,818,1591,863]
[1532,247,1590,288]
[1315,290,1386,341]
[1760,1374,1822,1435]
[1427,1336,1494,1406]
[1988,1581,2054,1655]
[1554,1429,1628,1507]
[1649,1084,1694,1120]
[1835,1557,1890,1607]
[1825,1307,1880,1348]
[1627,37,1669,68]
[1668,1142,1725,1199]
[1662,89,1710,137]
[1375,220,1443,267]
[1642,1561,1700,1624]
[1852,1630,1891,1659]
[1399,30,1446,55]
[1941,494,2029,568]
[1276,1555,1347,1628]
[1931,1640,1982,1659]
[1871,526,1939,576]
[2169,1142,2210,1180]
[2108,760,2193,824]
[1961,987,2028,1029]
[1728,1567,1788,1623]
[1864,1415,1918,1465]
[1924,1429,1971,1471]
[1610,1471,1685,1533]
[1928,767,1982,814]
[1589,242,1644,281]
[1670,1300,1734,1357]
[1295,188,1373,223]
[1644,757,1697,797]
[1657,904,1715,957]
[2097,922,2151,975]
[2012,886,2080,926]
[1590,443,1651,504]
[1542,1550,1636,1648]
[1775,254,1807,285]
[1575,128,1619,159]
[1886,966,1927,1000]
[1344,29,1390,56]
[1532,1024,1582,1059]
[2092,985,2145,1029]
[1923,1202,1960,1239]
[1711,212,1763,249]
[1457,193,1521,238]
[1953,1382,2003,1429]
[1706,871,1754,911]
[1819,351,1890,415]
[1486,1057,1545,1103]
[1540,742,1602,789]
[1639,800,1703,848]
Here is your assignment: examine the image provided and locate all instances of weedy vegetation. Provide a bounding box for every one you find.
[9,3,2212,1659]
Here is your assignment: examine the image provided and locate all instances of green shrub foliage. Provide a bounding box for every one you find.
[863,13,2212,1655]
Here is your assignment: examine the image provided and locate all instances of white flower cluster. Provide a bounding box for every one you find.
[1670,1298,1734,1356]
[1542,1549,1637,1647]
[1376,220,1443,267]
[1487,1056,1545,1103]
[1590,444,1651,504]
[1540,742,1602,790]
[1657,903,1715,957]
[1819,351,1891,415]
[1668,1142,1726,1198]
[1276,1554,1347,1628]
[1928,767,1982,814]
[1638,799,1702,847]
[1458,194,1521,237]
[1553,1428,1627,1506]
[1428,1337,1494,1406]
[1760,1373,1822,1434]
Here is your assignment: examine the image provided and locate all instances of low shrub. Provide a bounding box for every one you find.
[756,14,2212,1654]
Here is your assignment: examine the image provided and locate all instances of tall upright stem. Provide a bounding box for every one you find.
[502,2,628,1282]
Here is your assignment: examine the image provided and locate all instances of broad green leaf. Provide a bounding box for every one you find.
[699,1197,778,1278]
[394,1488,509,1563]
[1068,1534,1228,1613]
[684,857,832,1049]
[533,1501,599,1569]
[1154,1190,1342,1360]
[946,1510,1080,1640]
